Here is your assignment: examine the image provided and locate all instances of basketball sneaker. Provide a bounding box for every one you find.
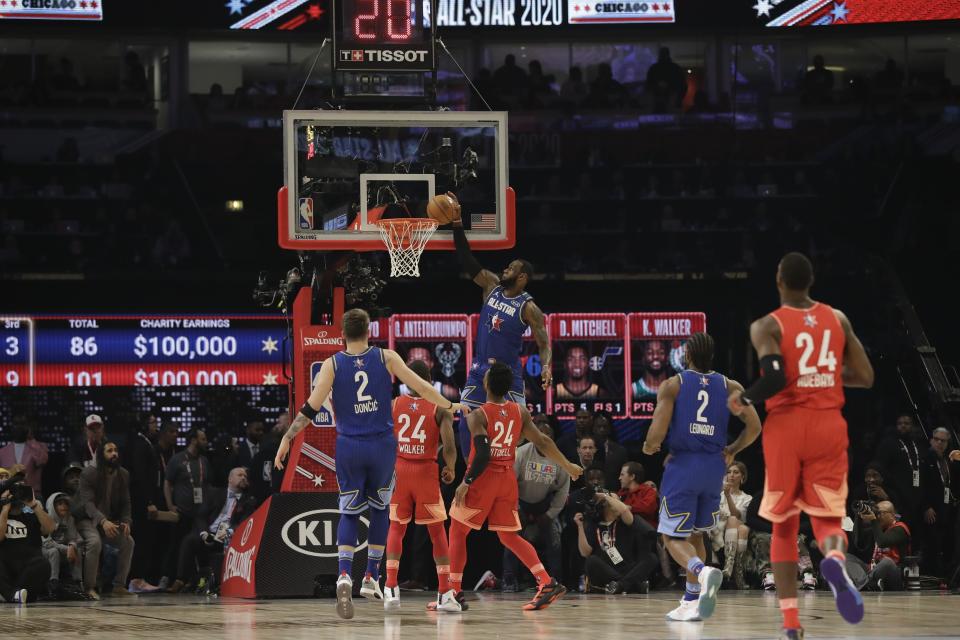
[819,556,864,624]
[335,573,354,620]
[666,598,701,622]
[473,570,499,591]
[762,572,776,590]
[696,566,723,620]
[383,586,400,610]
[360,574,384,601]
[801,572,817,590]
[522,578,566,611]
[779,628,804,640]
[436,589,463,612]
[12,589,27,606]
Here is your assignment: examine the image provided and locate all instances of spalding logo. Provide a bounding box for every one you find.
[239,518,255,546]
[303,330,343,347]
[280,509,369,558]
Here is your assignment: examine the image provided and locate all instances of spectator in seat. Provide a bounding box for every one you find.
[574,487,657,593]
[231,417,265,473]
[708,461,752,588]
[41,492,82,595]
[0,479,56,604]
[0,422,48,494]
[877,414,923,529]
[802,55,834,104]
[618,462,657,528]
[562,466,606,590]
[570,436,599,492]
[593,416,628,491]
[851,459,905,526]
[745,487,817,590]
[163,428,211,589]
[557,409,593,462]
[646,47,686,113]
[69,414,105,468]
[921,428,958,577]
[169,467,254,594]
[73,442,135,599]
[126,413,164,593]
[502,421,570,591]
[848,500,911,591]
[61,463,84,497]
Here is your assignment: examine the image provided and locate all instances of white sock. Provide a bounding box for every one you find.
[737,538,748,553]
[724,528,738,544]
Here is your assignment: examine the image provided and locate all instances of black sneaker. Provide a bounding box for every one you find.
[605,581,623,595]
[522,579,567,611]
[456,590,469,611]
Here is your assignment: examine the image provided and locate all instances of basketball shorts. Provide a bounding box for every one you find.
[658,452,726,538]
[460,363,525,408]
[335,432,397,515]
[449,465,521,532]
[390,458,447,525]
[759,408,849,523]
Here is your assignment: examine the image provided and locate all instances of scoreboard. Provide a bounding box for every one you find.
[0,315,287,388]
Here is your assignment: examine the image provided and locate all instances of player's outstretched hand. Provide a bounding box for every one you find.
[727,392,746,416]
[445,192,462,223]
[454,482,469,507]
[642,440,660,456]
[451,402,470,415]
[565,462,583,481]
[274,437,291,470]
[441,466,455,485]
[541,366,553,391]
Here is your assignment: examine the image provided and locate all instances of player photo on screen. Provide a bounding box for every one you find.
[395,342,463,402]
[550,314,628,418]
[628,312,707,418]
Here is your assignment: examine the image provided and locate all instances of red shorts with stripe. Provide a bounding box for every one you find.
[449,465,520,532]
[389,458,447,525]
[759,407,849,523]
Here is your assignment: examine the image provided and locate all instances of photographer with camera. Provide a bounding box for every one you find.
[73,442,135,599]
[848,499,911,591]
[574,484,657,594]
[0,474,56,604]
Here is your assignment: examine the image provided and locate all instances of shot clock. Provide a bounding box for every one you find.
[333,0,435,72]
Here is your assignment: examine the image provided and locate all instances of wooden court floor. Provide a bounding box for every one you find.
[4,591,960,640]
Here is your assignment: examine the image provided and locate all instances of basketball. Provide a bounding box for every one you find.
[426,194,460,224]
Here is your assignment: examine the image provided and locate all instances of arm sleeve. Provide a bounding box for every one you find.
[463,435,490,484]
[741,354,787,406]
[453,225,484,279]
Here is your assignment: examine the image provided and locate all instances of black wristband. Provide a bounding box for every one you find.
[741,354,787,405]
[299,401,319,421]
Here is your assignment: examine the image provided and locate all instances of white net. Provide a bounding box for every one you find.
[375,218,439,278]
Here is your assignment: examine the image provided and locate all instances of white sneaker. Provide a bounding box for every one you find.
[697,566,722,620]
[360,575,384,600]
[473,569,496,591]
[13,589,27,606]
[336,574,354,620]
[436,589,462,613]
[384,585,400,610]
[762,572,776,591]
[666,598,702,621]
[801,572,817,590]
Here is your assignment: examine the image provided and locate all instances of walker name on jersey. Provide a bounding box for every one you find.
[354,398,381,414]
[639,318,692,337]
[398,443,426,456]
[557,319,619,338]
[689,422,715,436]
[797,372,836,388]
[393,320,468,339]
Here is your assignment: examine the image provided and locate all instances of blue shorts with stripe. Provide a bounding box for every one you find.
[460,363,526,408]
[335,432,396,514]
[657,452,725,538]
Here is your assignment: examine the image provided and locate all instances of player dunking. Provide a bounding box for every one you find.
[275,309,468,620]
[643,332,762,622]
[384,360,458,611]
[448,194,551,410]
[729,253,874,640]
[442,363,582,612]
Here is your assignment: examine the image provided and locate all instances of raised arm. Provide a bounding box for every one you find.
[834,308,874,389]
[523,301,553,390]
[724,378,762,463]
[519,407,582,480]
[642,375,680,455]
[447,192,500,297]
[437,407,457,485]
[385,350,468,414]
[275,358,335,470]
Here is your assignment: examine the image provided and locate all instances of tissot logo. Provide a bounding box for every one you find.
[338,49,430,64]
[280,509,370,557]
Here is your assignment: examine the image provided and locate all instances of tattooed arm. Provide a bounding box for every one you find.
[274,358,335,470]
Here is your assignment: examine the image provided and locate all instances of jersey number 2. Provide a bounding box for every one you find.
[397,414,427,443]
[696,390,709,423]
[354,370,372,402]
[796,330,837,375]
[491,420,515,448]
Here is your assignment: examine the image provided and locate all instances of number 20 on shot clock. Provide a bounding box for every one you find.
[333,0,435,72]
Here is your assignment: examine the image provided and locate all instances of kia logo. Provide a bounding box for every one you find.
[281,509,369,557]
[239,518,254,546]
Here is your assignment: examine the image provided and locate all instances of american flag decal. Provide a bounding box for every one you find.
[754,0,960,27]
[471,213,497,231]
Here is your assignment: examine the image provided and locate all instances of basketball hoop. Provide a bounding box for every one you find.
[374,218,438,278]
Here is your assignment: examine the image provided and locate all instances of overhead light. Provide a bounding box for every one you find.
[225,200,244,212]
